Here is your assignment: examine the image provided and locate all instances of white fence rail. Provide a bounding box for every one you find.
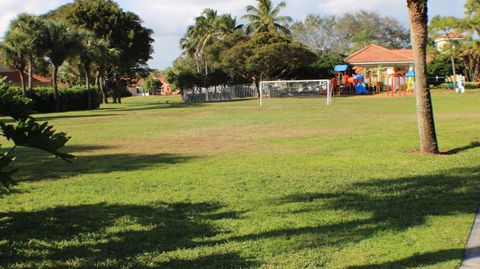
[182,85,257,103]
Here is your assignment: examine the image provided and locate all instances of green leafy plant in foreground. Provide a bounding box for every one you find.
[0,77,74,190]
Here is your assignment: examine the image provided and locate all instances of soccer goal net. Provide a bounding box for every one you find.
[259,79,333,107]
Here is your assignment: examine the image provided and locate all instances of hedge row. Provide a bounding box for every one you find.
[10,86,102,113]
[434,82,480,90]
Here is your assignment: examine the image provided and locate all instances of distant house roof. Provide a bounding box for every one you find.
[344,44,415,65]
[0,64,52,85]
[437,32,465,40]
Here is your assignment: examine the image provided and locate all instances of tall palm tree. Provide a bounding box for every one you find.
[44,21,81,112]
[181,9,242,74]
[242,0,292,36]
[78,31,97,109]
[9,14,47,95]
[180,25,202,72]
[407,0,439,154]
[0,30,28,96]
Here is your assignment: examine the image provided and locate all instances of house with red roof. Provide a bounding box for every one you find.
[0,64,52,87]
[434,32,465,51]
[127,75,174,96]
[344,44,415,91]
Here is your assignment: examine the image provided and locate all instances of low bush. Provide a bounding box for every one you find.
[433,82,480,90]
[6,86,101,113]
[465,82,480,89]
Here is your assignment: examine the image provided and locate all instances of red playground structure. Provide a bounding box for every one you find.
[386,72,407,96]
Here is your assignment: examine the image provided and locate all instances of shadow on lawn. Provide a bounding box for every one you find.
[193,166,480,267]
[11,145,197,182]
[99,101,205,113]
[0,202,252,268]
[346,248,467,269]
[444,141,480,155]
[34,113,120,122]
[267,166,480,267]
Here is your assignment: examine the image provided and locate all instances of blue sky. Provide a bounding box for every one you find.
[0,0,466,70]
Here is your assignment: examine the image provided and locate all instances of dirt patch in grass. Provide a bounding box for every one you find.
[103,124,351,155]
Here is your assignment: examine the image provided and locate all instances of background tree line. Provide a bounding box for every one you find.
[0,0,154,111]
[427,0,480,82]
[165,0,411,92]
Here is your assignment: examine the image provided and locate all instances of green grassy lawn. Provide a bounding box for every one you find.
[1,90,480,268]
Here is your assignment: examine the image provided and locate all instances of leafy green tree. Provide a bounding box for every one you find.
[43,20,81,112]
[242,0,292,36]
[428,3,480,82]
[427,53,464,77]
[0,78,73,190]
[222,33,317,93]
[58,0,154,104]
[407,0,439,154]
[145,77,162,94]
[465,0,480,35]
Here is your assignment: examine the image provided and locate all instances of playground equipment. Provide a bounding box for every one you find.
[455,75,465,94]
[353,75,368,94]
[406,70,415,93]
[386,72,407,96]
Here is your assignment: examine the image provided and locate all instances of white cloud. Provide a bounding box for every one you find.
[0,0,67,40]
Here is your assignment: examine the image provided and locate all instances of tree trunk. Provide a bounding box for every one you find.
[99,76,108,104]
[18,70,27,96]
[95,70,100,87]
[52,65,60,112]
[450,44,457,90]
[254,78,260,97]
[28,58,33,96]
[408,0,439,154]
[85,67,92,109]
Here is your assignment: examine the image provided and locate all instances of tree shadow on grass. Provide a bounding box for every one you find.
[0,202,252,268]
[444,141,480,155]
[10,145,198,182]
[34,113,120,122]
[99,101,205,113]
[281,166,480,230]
[346,248,467,269]
[267,166,480,267]
[195,167,480,267]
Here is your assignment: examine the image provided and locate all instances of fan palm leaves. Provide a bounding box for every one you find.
[0,30,28,96]
[180,9,243,74]
[242,0,292,36]
[43,20,82,112]
[8,14,47,94]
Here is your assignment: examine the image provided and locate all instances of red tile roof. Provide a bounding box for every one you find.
[345,44,414,64]
[0,71,52,85]
[439,32,464,39]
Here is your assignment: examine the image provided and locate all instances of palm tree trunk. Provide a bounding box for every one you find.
[408,0,439,154]
[84,67,92,109]
[18,70,27,96]
[28,58,33,96]
[52,65,60,112]
[100,76,108,104]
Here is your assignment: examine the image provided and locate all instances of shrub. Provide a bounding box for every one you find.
[465,82,480,89]
[433,81,480,90]
[4,86,101,113]
[58,86,102,112]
